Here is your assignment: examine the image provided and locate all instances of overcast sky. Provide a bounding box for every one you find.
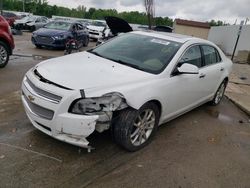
[47,0,250,24]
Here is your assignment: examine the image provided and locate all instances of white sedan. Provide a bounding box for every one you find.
[21,31,232,152]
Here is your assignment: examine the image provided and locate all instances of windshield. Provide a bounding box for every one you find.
[44,22,71,30]
[91,33,182,74]
[91,21,106,27]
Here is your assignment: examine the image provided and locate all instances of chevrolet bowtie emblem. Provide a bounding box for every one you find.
[28,95,35,102]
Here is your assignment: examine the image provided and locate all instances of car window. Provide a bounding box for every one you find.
[215,49,222,62]
[36,17,42,22]
[201,45,221,66]
[72,24,77,31]
[3,12,16,18]
[44,21,72,30]
[42,18,47,22]
[91,33,182,74]
[180,46,202,68]
[77,24,83,30]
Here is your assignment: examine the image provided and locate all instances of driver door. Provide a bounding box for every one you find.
[161,45,206,120]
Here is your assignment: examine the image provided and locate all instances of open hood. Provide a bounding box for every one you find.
[104,16,133,35]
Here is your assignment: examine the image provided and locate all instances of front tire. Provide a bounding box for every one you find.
[83,37,89,47]
[35,44,42,49]
[113,102,160,152]
[210,80,227,106]
[0,41,10,68]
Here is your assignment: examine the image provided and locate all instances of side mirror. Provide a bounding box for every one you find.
[177,63,199,74]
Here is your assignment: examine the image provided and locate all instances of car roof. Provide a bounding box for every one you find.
[132,30,208,44]
[51,20,80,24]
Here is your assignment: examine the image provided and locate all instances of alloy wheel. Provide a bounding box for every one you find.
[214,82,225,104]
[130,109,156,146]
[0,45,8,65]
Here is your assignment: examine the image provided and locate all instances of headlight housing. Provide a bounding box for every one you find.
[69,93,128,115]
[53,35,67,40]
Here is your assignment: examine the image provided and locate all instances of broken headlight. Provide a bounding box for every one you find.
[69,93,128,114]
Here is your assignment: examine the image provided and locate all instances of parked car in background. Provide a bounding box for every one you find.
[2,11,20,28]
[78,19,91,27]
[14,16,49,31]
[87,20,106,41]
[96,16,133,46]
[31,21,89,49]
[22,31,232,152]
[0,16,15,68]
[153,25,173,33]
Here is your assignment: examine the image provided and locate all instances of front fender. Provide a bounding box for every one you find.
[84,78,165,110]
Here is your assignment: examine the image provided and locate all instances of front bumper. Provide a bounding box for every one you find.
[88,31,102,40]
[21,70,99,149]
[31,36,66,48]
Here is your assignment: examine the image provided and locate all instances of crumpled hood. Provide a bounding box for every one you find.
[87,25,104,32]
[105,16,133,35]
[34,28,68,36]
[36,52,152,90]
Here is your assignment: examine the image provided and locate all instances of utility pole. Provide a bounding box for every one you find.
[231,20,244,61]
[23,0,25,12]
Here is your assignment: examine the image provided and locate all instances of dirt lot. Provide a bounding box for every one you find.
[0,32,250,188]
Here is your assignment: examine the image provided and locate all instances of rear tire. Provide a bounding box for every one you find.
[113,102,160,152]
[0,41,10,68]
[210,80,227,106]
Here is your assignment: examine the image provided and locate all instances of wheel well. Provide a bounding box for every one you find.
[224,77,229,83]
[0,37,11,55]
[147,100,162,117]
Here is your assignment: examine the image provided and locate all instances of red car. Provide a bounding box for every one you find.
[2,12,19,27]
[0,15,15,68]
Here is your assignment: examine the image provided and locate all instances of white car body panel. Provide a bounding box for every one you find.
[21,31,233,150]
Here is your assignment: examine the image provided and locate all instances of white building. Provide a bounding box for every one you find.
[208,25,250,56]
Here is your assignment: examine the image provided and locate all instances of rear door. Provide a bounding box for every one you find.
[76,23,87,44]
[199,45,224,96]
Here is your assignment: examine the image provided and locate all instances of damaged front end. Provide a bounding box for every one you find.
[69,92,128,145]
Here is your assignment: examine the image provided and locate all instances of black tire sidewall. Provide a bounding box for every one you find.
[85,37,89,47]
[114,103,160,151]
[35,44,42,49]
[0,41,10,68]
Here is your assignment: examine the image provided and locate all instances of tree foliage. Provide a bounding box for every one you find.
[2,0,173,26]
[208,19,228,26]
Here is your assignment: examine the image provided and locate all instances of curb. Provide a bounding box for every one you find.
[225,93,250,116]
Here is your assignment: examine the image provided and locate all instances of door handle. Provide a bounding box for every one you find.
[220,67,224,71]
[199,73,206,78]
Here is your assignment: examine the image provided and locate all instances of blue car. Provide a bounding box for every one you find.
[31,21,89,49]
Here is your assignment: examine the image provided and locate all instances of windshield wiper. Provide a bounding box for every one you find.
[112,59,144,71]
[88,50,104,58]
